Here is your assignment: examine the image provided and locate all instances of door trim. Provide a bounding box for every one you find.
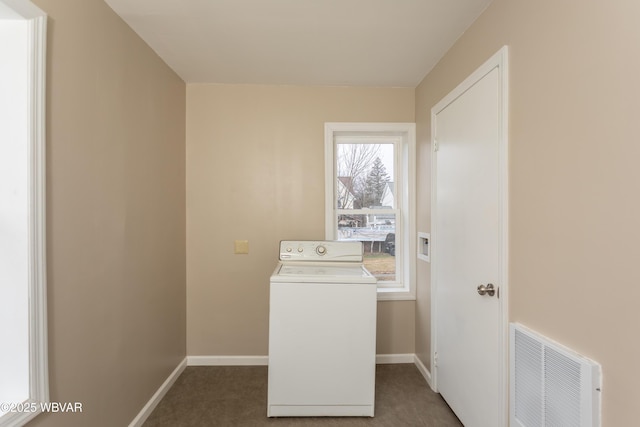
[0,2,48,427]
[430,45,509,426]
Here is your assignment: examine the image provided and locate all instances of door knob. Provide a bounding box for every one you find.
[477,283,496,297]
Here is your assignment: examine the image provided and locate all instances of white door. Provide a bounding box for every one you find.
[432,48,508,427]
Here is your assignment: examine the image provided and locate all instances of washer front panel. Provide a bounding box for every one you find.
[268,280,377,417]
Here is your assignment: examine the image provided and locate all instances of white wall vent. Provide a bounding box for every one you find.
[510,323,601,427]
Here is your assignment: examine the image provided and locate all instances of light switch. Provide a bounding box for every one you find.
[234,240,249,254]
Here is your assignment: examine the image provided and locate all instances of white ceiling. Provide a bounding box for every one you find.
[105,0,492,87]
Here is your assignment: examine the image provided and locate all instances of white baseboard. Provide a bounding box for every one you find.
[187,355,269,366]
[187,354,415,366]
[376,353,415,364]
[128,357,187,427]
[413,354,434,391]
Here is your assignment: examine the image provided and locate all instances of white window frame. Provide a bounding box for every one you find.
[0,1,48,426]
[324,123,416,300]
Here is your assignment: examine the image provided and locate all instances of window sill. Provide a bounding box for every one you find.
[376,287,416,301]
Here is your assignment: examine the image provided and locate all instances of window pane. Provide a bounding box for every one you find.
[337,213,396,282]
[336,143,395,209]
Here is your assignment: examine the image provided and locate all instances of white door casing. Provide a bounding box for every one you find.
[0,2,48,427]
[431,47,509,427]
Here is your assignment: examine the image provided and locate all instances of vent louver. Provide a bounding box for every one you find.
[510,323,601,427]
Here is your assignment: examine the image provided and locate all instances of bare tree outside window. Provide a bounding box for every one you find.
[336,144,381,209]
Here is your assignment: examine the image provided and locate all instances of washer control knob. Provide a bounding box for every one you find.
[298,247,304,253]
[286,247,292,252]
[316,245,327,256]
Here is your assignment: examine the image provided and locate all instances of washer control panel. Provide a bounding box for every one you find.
[279,241,363,262]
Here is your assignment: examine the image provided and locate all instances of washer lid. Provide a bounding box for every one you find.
[272,263,376,284]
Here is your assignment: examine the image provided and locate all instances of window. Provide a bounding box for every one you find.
[0,1,48,426]
[325,123,416,300]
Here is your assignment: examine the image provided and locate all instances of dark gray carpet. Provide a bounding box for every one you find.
[143,364,462,427]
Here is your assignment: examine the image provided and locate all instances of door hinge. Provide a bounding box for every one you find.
[497,286,500,299]
[434,351,438,367]
[433,140,439,152]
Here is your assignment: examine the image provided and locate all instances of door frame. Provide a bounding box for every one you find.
[0,2,48,427]
[430,46,509,426]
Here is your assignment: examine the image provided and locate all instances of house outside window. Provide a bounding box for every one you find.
[324,123,416,300]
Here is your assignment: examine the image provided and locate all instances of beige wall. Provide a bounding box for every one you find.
[415,0,640,424]
[187,84,415,356]
[28,1,186,426]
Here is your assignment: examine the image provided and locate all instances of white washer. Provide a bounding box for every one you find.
[267,240,378,418]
